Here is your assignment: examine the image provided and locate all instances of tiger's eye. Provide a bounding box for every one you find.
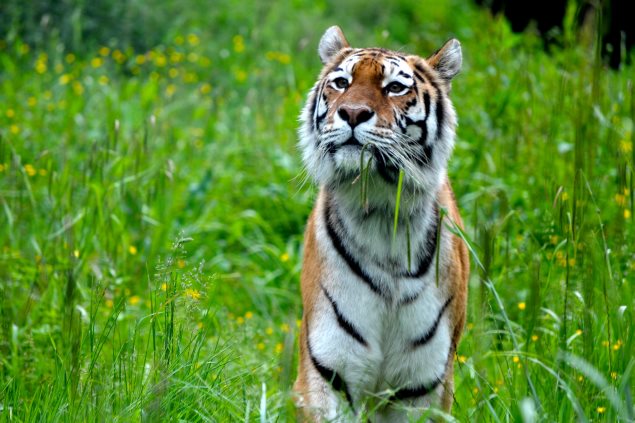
[333,77,349,89]
[386,81,407,94]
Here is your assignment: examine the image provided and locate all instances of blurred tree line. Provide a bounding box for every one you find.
[475,0,633,68]
[0,0,175,52]
[1,0,632,68]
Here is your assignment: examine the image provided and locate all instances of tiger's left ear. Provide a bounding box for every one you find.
[318,26,350,64]
[427,39,462,81]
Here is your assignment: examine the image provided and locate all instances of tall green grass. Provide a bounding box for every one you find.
[0,0,633,421]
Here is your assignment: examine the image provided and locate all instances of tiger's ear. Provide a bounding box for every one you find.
[318,26,350,64]
[427,38,462,81]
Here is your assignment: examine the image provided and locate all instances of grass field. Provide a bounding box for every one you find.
[0,0,633,421]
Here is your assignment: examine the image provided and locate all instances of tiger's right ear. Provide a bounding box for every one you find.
[318,26,350,64]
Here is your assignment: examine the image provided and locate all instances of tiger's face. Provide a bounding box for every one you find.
[299,27,462,199]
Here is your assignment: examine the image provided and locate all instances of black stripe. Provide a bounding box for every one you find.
[397,70,413,79]
[324,197,383,296]
[391,377,443,401]
[408,205,439,278]
[414,63,439,92]
[374,150,399,184]
[411,295,454,348]
[309,92,318,132]
[435,97,445,140]
[307,336,354,408]
[316,110,327,128]
[321,285,368,346]
[423,92,431,118]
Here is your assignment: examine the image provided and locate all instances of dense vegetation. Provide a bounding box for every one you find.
[0,0,633,421]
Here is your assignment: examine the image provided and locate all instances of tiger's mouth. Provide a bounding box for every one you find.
[341,137,362,147]
[328,136,362,154]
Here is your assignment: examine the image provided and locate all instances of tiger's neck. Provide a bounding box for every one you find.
[320,178,442,276]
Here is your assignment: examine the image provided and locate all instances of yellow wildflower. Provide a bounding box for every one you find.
[518,302,526,311]
[619,139,633,154]
[236,316,245,325]
[257,342,265,351]
[129,295,141,305]
[625,209,631,220]
[280,252,290,262]
[611,371,617,380]
[169,52,183,64]
[245,311,253,319]
[91,57,103,68]
[128,245,138,255]
[281,323,290,333]
[597,407,606,413]
[575,329,582,336]
[6,109,15,118]
[187,33,200,46]
[235,70,247,82]
[512,356,520,364]
[174,35,184,45]
[275,343,283,354]
[112,49,126,64]
[200,83,212,94]
[561,192,569,201]
[187,52,199,63]
[72,81,84,95]
[59,74,72,85]
[177,259,185,269]
[265,327,273,335]
[65,53,75,63]
[531,335,539,342]
[168,68,179,78]
[24,164,36,176]
[154,54,167,67]
[0,164,4,172]
[98,75,109,85]
[160,283,167,291]
[99,46,110,56]
[185,288,201,300]
[457,355,467,364]
[233,35,244,53]
[27,97,37,107]
[105,299,114,308]
[135,54,146,65]
[10,124,20,135]
[615,193,626,206]
[35,60,47,74]
[73,249,80,258]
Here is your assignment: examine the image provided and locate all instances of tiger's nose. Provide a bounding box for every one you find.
[337,105,375,128]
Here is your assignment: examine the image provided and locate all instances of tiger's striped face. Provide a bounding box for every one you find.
[299,27,462,198]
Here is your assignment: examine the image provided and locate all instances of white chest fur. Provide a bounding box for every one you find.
[307,189,454,408]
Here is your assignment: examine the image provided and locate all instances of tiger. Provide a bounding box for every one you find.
[293,26,470,422]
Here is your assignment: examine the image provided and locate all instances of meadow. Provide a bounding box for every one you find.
[0,0,633,421]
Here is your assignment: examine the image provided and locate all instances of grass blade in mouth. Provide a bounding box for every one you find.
[392,169,405,247]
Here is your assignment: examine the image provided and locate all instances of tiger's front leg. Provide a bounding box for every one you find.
[294,323,354,422]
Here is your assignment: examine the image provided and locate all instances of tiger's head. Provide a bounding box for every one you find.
[299,26,462,204]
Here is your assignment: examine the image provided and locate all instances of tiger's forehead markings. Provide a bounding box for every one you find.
[333,50,414,87]
[381,55,414,88]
